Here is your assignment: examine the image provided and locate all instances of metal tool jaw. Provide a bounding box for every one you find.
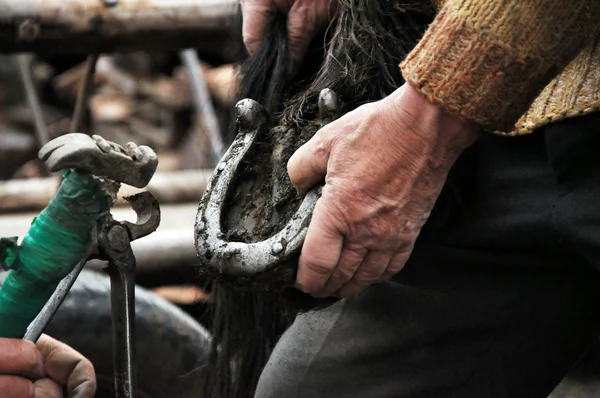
[24,189,161,346]
[99,191,161,266]
[38,133,158,188]
[97,192,161,398]
[195,88,342,281]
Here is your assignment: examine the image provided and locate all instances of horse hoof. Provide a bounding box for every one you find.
[195,90,341,289]
[318,88,343,124]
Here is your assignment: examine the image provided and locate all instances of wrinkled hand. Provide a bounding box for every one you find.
[288,84,482,298]
[240,0,337,69]
[0,335,96,398]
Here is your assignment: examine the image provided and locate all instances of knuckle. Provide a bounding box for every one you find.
[353,268,382,284]
[286,151,301,180]
[311,138,330,161]
[297,261,333,294]
[72,360,97,391]
[386,252,410,275]
[287,139,330,194]
[80,357,96,379]
[319,188,347,215]
[394,238,415,254]
[376,272,393,283]
[329,267,354,285]
[81,355,95,372]
[342,243,366,261]
[75,380,97,398]
[382,266,404,280]
[365,222,394,243]
[242,35,258,53]
[37,335,60,360]
[304,258,334,276]
[286,26,311,44]
[386,263,406,275]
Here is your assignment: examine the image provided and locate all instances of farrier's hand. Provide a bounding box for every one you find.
[240,0,337,69]
[0,335,96,398]
[288,84,482,298]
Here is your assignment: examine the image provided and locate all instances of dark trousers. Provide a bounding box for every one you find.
[255,112,600,398]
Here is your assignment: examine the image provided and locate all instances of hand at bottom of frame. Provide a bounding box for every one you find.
[0,334,96,398]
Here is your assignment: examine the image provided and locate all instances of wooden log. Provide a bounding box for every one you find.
[56,58,238,109]
[0,0,239,54]
[0,169,213,213]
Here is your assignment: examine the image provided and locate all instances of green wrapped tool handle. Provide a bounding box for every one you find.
[0,169,113,338]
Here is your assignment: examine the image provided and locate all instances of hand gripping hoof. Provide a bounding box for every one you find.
[38,133,158,188]
[194,89,343,287]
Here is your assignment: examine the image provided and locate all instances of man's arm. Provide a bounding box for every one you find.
[241,0,600,298]
[289,1,600,298]
[401,0,600,132]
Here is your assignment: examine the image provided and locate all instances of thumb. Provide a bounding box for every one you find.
[241,0,276,55]
[287,133,330,195]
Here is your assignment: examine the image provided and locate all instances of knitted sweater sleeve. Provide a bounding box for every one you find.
[399,0,600,132]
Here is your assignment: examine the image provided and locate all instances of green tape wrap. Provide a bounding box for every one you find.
[0,169,113,338]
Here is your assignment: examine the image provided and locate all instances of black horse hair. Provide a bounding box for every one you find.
[196,2,480,397]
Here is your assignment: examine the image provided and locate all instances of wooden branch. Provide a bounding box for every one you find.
[0,0,239,54]
[0,169,213,213]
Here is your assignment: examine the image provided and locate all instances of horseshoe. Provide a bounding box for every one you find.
[194,88,342,279]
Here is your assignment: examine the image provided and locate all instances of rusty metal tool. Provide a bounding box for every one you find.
[39,133,160,398]
[39,133,158,188]
[195,88,342,279]
[97,190,161,398]
[16,133,160,398]
[24,191,160,397]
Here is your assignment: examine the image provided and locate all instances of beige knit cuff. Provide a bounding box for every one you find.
[400,8,549,132]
